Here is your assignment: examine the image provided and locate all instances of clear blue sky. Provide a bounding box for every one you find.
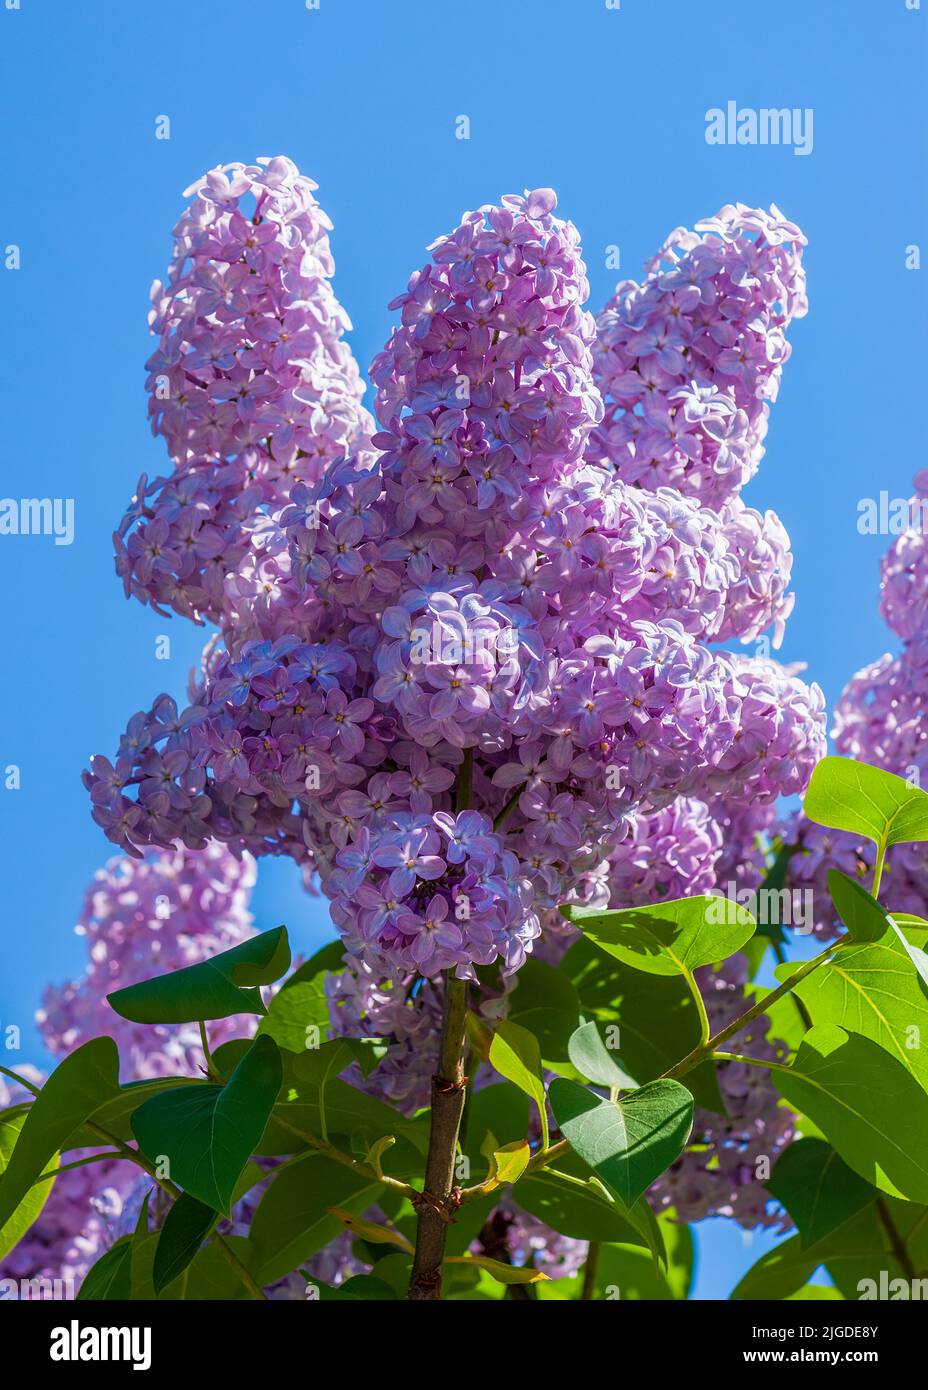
[0,0,925,1297]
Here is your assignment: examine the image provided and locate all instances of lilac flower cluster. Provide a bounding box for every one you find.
[90,164,825,990]
[115,157,372,626]
[325,950,443,1113]
[590,203,808,509]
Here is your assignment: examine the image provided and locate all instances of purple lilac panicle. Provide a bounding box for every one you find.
[89,171,825,991]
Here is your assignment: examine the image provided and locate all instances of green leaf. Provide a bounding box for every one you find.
[773,1025,928,1202]
[732,1196,928,1300]
[782,924,928,1090]
[767,1138,876,1248]
[659,1212,695,1300]
[490,1140,531,1186]
[568,1241,680,1300]
[890,913,928,948]
[0,1038,121,1229]
[506,958,583,1067]
[344,1038,390,1079]
[172,1236,257,1301]
[255,982,332,1053]
[109,926,291,1024]
[247,1154,383,1287]
[132,1035,283,1213]
[549,1078,693,1209]
[513,1170,659,1254]
[0,1112,56,1260]
[77,1238,133,1300]
[827,870,895,942]
[567,1021,636,1090]
[745,981,811,1056]
[805,756,928,851]
[63,1077,209,1149]
[488,1021,547,1140]
[560,939,724,1112]
[561,895,755,977]
[445,1254,548,1286]
[263,1079,425,1168]
[328,1207,414,1251]
[280,939,345,991]
[153,1193,218,1294]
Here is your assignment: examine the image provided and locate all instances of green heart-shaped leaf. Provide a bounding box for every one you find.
[488,1021,547,1140]
[827,871,894,942]
[561,939,725,1112]
[780,923,928,1090]
[549,1077,693,1208]
[247,1154,383,1287]
[767,1138,876,1249]
[109,926,291,1024]
[77,1238,134,1300]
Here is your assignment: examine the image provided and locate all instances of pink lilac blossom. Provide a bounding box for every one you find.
[787,643,928,937]
[116,156,373,627]
[590,203,808,509]
[88,169,825,992]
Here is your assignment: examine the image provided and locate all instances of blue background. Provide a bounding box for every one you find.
[0,0,925,1296]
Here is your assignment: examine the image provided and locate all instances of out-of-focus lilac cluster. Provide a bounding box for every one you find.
[37,842,257,1077]
[787,469,928,936]
[0,845,257,1293]
[88,163,826,991]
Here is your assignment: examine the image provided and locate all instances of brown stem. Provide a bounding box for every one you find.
[407,973,469,1300]
[580,1241,600,1300]
[876,1197,918,1281]
[477,1210,534,1301]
